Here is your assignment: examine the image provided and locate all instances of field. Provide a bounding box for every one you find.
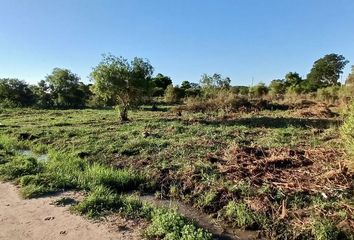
[0,103,353,239]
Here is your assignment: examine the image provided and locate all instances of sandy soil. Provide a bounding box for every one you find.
[0,182,142,240]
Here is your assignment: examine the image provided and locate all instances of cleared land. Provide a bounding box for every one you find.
[0,103,353,239]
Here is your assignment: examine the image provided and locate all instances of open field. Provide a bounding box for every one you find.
[0,104,353,239]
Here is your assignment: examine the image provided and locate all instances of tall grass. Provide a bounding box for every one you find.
[341,101,354,170]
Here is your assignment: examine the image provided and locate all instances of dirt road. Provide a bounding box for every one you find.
[0,182,142,240]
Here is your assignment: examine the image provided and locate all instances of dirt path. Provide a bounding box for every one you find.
[0,182,142,240]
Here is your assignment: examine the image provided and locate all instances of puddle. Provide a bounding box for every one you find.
[18,150,49,162]
[140,195,259,240]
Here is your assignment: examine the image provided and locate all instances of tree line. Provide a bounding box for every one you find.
[1,53,353,120]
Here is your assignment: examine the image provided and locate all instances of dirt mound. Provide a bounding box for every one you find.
[293,103,338,118]
[218,146,352,194]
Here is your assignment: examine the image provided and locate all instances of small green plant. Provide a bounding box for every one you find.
[73,185,123,218]
[221,201,266,229]
[311,219,340,240]
[145,208,212,240]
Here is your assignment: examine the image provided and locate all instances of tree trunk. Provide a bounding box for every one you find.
[120,106,129,122]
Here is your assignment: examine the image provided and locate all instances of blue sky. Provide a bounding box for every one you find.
[1,0,354,86]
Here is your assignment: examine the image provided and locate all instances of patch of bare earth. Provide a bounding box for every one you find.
[0,182,143,240]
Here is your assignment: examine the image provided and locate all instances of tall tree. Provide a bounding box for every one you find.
[152,73,172,90]
[45,68,87,108]
[0,78,34,107]
[284,72,303,87]
[90,54,153,121]
[200,73,231,89]
[307,54,349,90]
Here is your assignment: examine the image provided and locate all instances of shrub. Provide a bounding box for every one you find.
[145,208,212,240]
[317,86,340,103]
[341,101,354,170]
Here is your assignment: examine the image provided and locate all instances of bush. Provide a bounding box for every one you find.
[184,90,249,114]
[145,208,212,240]
[317,86,340,103]
[341,101,354,170]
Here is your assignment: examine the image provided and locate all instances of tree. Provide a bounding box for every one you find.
[45,68,87,108]
[180,81,192,90]
[346,65,354,86]
[200,73,231,89]
[30,80,53,108]
[0,78,34,107]
[284,72,303,87]
[269,79,286,97]
[152,73,172,90]
[90,54,154,121]
[307,54,349,90]
[249,82,268,98]
[151,73,172,96]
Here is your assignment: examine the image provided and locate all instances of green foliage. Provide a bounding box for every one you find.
[0,156,43,180]
[311,219,342,240]
[317,86,340,103]
[284,72,303,88]
[200,73,231,97]
[232,85,249,96]
[164,84,184,103]
[341,101,354,170]
[152,73,172,93]
[0,78,34,107]
[269,79,286,97]
[90,54,154,120]
[73,185,123,217]
[145,208,212,240]
[346,65,354,86]
[45,68,88,108]
[307,53,348,90]
[221,201,267,229]
[78,163,144,191]
[249,82,268,98]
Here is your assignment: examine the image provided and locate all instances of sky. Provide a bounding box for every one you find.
[0,0,354,86]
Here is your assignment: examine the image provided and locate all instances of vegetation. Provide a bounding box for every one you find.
[90,54,154,121]
[0,52,353,239]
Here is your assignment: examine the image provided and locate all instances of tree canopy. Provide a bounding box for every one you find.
[90,54,154,121]
[307,54,349,90]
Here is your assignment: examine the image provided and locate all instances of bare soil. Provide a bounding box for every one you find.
[0,182,143,240]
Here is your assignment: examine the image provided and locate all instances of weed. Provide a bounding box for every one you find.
[73,186,123,218]
[145,208,212,240]
[221,201,267,230]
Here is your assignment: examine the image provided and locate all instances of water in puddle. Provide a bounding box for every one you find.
[19,150,49,162]
[140,195,259,240]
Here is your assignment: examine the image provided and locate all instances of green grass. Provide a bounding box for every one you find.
[221,201,267,230]
[0,107,352,239]
[0,156,43,180]
[72,185,124,218]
